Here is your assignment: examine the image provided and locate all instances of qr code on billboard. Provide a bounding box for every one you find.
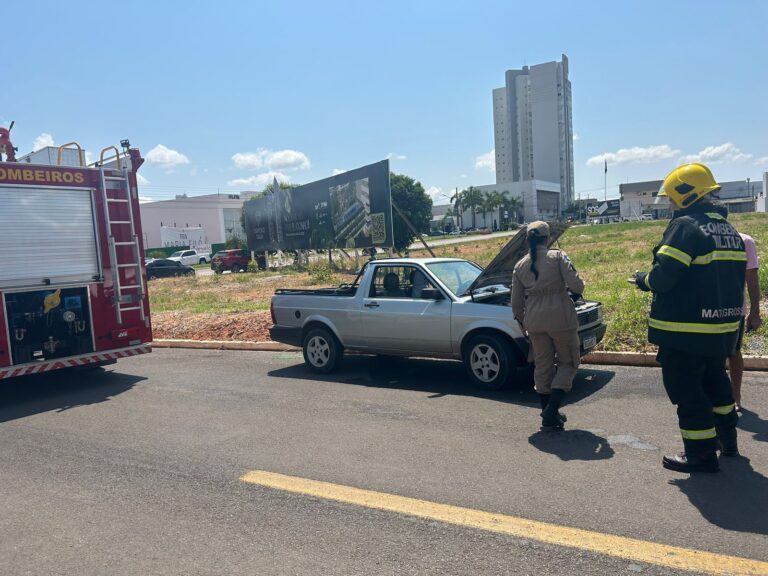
[371,212,386,244]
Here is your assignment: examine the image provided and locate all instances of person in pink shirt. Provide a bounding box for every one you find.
[728,232,762,411]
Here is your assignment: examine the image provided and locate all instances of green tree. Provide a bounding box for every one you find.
[450,188,463,230]
[390,172,432,251]
[486,191,505,229]
[462,186,483,229]
[505,196,523,225]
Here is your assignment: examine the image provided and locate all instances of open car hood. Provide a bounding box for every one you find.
[464,222,569,294]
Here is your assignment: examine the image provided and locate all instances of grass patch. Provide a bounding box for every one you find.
[149,214,768,352]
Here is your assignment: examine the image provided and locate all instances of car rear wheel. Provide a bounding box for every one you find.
[302,327,343,374]
[464,334,515,390]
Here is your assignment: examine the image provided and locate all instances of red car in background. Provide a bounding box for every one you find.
[211,249,250,273]
[211,249,267,273]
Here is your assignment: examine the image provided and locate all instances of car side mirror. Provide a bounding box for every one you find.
[420,288,444,300]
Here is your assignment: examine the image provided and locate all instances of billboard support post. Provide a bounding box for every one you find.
[392,200,436,257]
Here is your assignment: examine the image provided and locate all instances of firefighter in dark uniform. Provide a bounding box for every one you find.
[633,163,745,473]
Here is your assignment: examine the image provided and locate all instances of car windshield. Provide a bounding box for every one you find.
[170,251,184,257]
[213,251,228,258]
[426,261,483,296]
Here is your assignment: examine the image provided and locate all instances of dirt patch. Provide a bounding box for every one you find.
[152,310,273,341]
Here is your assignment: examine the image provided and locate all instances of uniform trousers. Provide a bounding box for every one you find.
[529,330,581,394]
[656,347,738,456]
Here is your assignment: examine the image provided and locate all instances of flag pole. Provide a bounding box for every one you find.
[604,160,608,202]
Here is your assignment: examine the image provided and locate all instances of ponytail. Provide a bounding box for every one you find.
[528,235,546,280]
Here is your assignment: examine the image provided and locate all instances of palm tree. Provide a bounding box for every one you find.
[462,186,483,229]
[449,188,462,230]
[486,191,505,230]
[505,196,523,225]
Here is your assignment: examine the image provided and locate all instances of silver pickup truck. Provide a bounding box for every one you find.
[269,227,606,389]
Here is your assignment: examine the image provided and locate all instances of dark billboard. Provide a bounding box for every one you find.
[244,160,393,251]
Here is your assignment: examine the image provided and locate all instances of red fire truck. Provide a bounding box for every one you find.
[0,130,152,379]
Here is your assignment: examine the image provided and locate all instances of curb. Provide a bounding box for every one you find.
[151,339,768,371]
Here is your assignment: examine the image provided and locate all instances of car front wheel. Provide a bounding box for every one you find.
[464,334,515,390]
[302,327,343,374]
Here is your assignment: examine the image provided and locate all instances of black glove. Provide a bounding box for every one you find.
[633,271,651,292]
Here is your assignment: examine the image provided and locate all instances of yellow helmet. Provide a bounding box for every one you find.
[657,163,721,208]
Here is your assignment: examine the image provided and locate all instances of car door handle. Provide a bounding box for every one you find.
[364,302,380,308]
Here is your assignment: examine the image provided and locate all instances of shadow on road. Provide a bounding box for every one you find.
[528,429,615,461]
[738,408,768,442]
[670,456,768,535]
[0,368,145,424]
[268,355,614,406]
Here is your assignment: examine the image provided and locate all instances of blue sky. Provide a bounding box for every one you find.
[4,1,767,205]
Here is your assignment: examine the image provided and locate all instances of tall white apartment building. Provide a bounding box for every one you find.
[493,54,574,210]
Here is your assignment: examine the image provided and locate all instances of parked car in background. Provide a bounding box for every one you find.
[211,249,250,273]
[146,259,195,279]
[167,249,211,265]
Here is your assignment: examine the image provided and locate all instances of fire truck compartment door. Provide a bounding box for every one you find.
[0,186,100,288]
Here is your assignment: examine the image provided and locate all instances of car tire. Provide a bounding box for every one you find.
[302,327,343,374]
[231,264,243,273]
[463,334,515,390]
[199,258,206,264]
[148,274,158,280]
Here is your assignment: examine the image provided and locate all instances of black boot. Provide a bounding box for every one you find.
[662,452,719,473]
[541,389,566,430]
[663,437,720,473]
[716,426,739,457]
[538,393,567,423]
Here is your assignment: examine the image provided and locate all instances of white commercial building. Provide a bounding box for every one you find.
[620,178,760,220]
[493,54,574,212]
[139,193,253,251]
[457,180,561,229]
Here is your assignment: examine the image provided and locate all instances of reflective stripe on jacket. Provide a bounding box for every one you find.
[645,202,746,357]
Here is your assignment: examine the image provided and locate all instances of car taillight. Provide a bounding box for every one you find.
[270,300,276,324]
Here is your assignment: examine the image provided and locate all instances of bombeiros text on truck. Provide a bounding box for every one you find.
[0,122,152,379]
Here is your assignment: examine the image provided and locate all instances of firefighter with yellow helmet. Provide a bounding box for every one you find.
[633,163,746,473]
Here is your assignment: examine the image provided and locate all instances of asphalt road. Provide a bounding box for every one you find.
[1,350,767,575]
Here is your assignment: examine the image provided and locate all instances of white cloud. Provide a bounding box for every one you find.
[232,148,310,171]
[475,150,495,172]
[138,195,154,204]
[586,144,679,167]
[681,142,752,164]
[573,133,580,141]
[332,168,346,176]
[460,174,467,178]
[755,156,768,166]
[136,173,150,186]
[145,144,190,169]
[386,152,407,161]
[227,171,291,188]
[32,133,55,151]
[426,186,445,204]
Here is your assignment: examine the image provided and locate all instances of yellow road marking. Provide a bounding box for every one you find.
[241,470,768,576]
